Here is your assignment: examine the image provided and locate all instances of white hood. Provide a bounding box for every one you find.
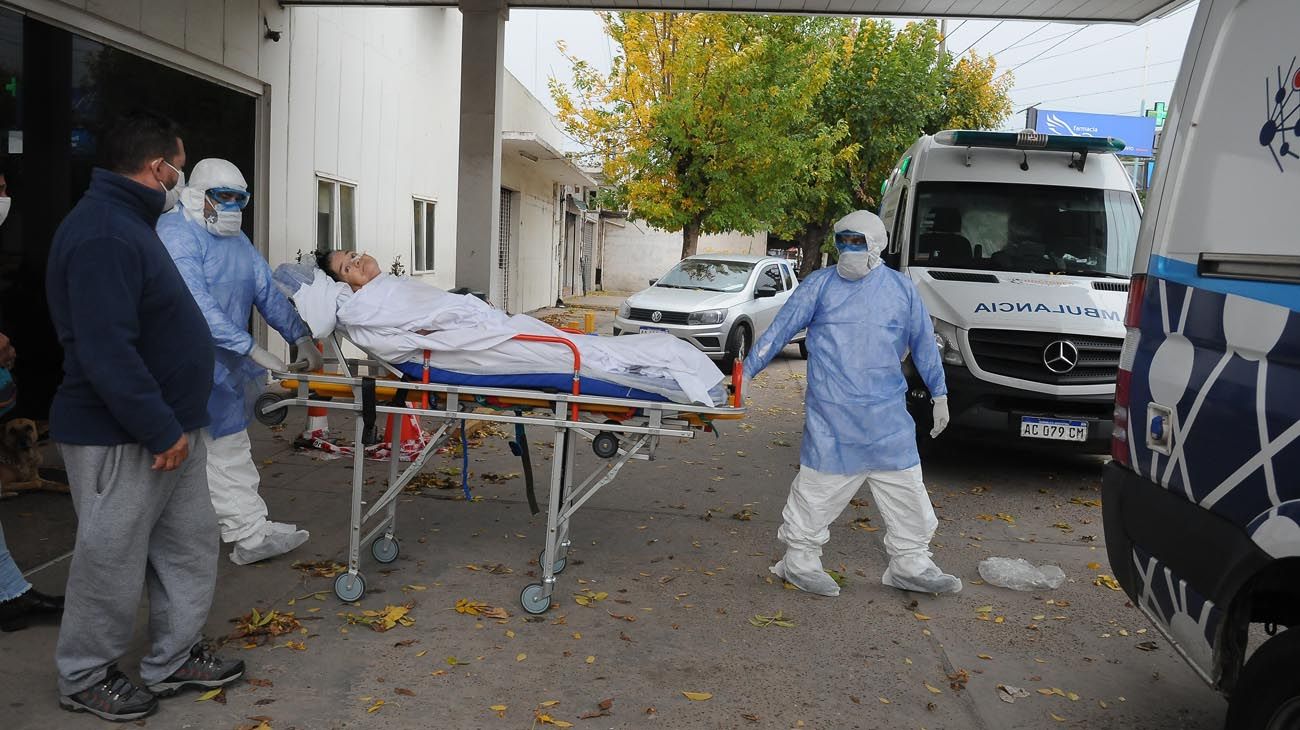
[912,268,1128,338]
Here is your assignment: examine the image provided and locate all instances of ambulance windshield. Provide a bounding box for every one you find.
[907,182,1139,277]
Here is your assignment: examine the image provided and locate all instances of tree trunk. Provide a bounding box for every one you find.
[798,223,830,278]
[681,219,702,259]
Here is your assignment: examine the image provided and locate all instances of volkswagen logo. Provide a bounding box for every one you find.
[651,311,663,323]
[1042,340,1080,374]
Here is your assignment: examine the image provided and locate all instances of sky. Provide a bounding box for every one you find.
[503,2,1199,132]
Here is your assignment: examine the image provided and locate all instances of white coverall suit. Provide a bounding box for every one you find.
[742,210,958,596]
[158,159,321,565]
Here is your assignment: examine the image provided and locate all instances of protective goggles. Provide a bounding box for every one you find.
[834,230,869,251]
[206,187,251,211]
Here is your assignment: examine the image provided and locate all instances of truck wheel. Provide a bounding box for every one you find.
[725,324,751,365]
[1226,628,1300,730]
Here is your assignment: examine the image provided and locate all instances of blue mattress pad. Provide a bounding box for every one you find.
[395,362,672,403]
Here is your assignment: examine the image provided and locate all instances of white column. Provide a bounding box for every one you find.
[455,0,508,298]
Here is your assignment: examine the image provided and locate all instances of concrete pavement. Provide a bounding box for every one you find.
[0,353,1224,729]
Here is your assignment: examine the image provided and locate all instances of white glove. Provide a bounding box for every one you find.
[289,337,324,372]
[249,345,287,372]
[930,396,950,438]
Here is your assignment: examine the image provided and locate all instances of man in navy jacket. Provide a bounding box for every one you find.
[46,111,243,722]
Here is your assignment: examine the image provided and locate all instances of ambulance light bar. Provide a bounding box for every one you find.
[933,129,1126,154]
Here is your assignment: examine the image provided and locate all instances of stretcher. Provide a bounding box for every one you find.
[257,331,746,614]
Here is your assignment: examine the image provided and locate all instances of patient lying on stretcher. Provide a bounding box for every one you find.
[278,252,727,406]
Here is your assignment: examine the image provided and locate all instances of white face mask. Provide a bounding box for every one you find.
[0,197,11,228]
[836,250,878,281]
[159,162,184,212]
[204,208,243,236]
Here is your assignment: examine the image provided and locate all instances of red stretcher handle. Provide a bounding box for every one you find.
[732,359,743,408]
[511,334,582,420]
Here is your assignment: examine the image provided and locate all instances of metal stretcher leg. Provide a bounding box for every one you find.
[334,417,369,602]
[554,429,578,568]
[520,427,569,615]
[369,417,402,565]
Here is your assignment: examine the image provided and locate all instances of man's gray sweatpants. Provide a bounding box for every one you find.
[55,432,218,695]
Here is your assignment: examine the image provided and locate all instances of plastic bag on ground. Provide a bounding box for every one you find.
[977,557,1066,591]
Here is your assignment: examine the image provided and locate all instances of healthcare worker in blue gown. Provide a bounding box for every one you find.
[158,159,323,565]
[743,210,959,597]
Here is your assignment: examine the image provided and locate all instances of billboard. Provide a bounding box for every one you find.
[1027,108,1158,158]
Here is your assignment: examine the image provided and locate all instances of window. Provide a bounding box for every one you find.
[759,264,784,291]
[317,177,357,251]
[780,263,794,289]
[412,198,436,273]
[655,259,754,292]
[908,182,1140,276]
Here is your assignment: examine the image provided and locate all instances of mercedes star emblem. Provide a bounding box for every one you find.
[1042,340,1080,374]
[651,311,663,323]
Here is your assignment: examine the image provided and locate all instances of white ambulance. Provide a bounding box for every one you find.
[1104,0,1300,726]
[878,128,1141,451]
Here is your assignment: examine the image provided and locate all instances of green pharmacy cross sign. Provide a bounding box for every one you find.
[1145,101,1167,128]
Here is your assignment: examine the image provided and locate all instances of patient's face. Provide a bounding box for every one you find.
[329,251,381,290]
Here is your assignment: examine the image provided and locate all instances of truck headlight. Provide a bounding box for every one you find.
[688,309,727,325]
[618,301,631,318]
[931,318,965,366]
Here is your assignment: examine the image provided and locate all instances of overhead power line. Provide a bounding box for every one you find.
[995,26,1087,79]
[993,23,1049,56]
[1026,78,1178,106]
[955,21,1003,57]
[1011,59,1182,92]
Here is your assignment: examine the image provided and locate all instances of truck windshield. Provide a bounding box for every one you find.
[655,260,756,292]
[907,182,1139,277]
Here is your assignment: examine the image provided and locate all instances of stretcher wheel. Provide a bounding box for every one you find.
[371,536,400,564]
[592,432,619,459]
[334,572,366,602]
[254,392,287,426]
[538,550,567,575]
[520,583,552,615]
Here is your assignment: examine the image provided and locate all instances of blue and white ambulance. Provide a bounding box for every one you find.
[1103,0,1300,726]
[878,128,1141,451]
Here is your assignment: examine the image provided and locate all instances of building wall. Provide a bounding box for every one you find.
[500,71,570,313]
[271,5,462,294]
[599,221,768,292]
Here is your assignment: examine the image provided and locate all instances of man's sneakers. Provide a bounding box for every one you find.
[230,522,310,565]
[146,643,245,697]
[60,667,159,722]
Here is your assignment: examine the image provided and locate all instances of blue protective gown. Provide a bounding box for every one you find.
[743,265,947,473]
[157,210,308,438]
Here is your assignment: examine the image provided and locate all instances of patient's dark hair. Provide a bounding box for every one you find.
[315,250,341,282]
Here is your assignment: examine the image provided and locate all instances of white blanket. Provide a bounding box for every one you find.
[292,272,726,405]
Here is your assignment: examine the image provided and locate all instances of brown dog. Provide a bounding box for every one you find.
[0,418,68,498]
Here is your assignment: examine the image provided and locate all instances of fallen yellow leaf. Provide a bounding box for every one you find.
[682,692,713,701]
[586,655,596,664]
[878,697,891,704]
[540,700,560,708]
[914,612,931,621]
[977,654,993,660]
[195,688,222,702]
[1094,574,1122,591]
[1087,562,1102,570]
[516,653,527,662]
[1051,713,1066,722]
[925,683,943,694]
[490,704,507,711]
[367,699,385,713]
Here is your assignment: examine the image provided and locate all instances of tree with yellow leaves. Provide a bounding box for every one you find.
[551,13,844,258]
[774,20,1014,274]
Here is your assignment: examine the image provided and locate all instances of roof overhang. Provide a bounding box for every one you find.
[278,0,1195,24]
[502,132,597,186]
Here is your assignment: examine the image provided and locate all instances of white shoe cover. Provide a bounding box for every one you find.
[769,553,840,597]
[266,521,299,535]
[230,527,310,565]
[882,555,962,594]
